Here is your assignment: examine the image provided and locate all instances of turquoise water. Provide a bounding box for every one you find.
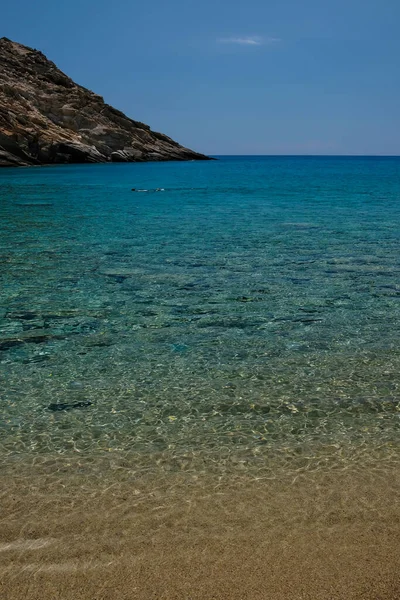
[1,156,400,471]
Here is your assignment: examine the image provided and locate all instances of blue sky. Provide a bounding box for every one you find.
[3,0,400,155]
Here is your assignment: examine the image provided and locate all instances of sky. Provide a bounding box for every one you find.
[2,0,400,155]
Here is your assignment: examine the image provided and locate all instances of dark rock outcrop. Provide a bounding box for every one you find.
[0,37,210,167]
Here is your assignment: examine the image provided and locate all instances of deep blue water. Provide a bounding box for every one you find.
[1,156,400,470]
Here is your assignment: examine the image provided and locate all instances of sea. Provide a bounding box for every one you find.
[1,156,400,598]
[1,155,400,473]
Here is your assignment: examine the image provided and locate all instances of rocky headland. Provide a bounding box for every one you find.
[0,37,210,167]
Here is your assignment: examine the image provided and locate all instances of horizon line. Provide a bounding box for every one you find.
[207,153,400,158]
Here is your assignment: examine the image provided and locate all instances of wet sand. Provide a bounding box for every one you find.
[1,453,400,599]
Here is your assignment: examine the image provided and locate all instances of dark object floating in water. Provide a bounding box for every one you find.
[48,400,93,412]
[131,188,165,192]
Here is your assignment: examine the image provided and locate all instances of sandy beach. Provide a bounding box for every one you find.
[1,450,399,600]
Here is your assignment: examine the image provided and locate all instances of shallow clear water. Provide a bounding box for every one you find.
[1,156,400,470]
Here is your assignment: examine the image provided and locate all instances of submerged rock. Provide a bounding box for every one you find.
[68,381,85,390]
[6,311,38,320]
[235,296,263,303]
[0,37,210,167]
[83,333,115,347]
[47,400,92,412]
[0,329,64,350]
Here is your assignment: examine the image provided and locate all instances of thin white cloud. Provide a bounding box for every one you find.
[217,36,280,46]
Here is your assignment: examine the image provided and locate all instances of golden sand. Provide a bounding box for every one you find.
[1,452,400,599]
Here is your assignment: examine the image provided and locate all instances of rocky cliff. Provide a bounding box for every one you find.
[0,37,210,167]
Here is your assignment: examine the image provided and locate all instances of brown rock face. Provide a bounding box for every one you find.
[0,37,210,167]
